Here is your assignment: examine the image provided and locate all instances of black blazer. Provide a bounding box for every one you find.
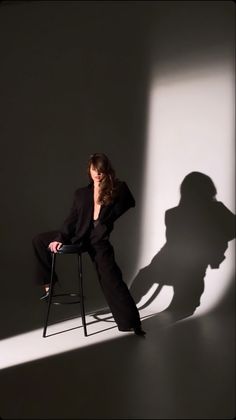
[54,181,135,244]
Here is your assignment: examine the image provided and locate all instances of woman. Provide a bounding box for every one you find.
[32,153,145,336]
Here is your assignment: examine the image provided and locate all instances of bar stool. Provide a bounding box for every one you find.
[43,243,87,338]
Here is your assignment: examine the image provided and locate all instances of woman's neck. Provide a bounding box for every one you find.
[94,181,100,190]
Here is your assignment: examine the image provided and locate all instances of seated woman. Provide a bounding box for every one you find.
[32,153,145,336]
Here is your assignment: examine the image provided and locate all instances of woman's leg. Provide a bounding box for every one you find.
[88,239,141,331]
[32,231,59,286]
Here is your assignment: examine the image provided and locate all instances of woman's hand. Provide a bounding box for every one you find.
[48,241,63,253]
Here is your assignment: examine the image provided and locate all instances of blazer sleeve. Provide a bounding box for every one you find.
[53,191,78,243]
[101,181,135,226]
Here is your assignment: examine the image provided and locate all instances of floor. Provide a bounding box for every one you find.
[0,285,235,420]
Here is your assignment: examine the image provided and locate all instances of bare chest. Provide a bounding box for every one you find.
[93,190,101,220]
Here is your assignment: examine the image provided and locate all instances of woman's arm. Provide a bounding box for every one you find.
[101,181,135,226]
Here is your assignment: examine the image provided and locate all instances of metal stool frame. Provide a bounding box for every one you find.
[43,247,87,338]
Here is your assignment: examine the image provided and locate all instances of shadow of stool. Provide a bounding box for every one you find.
[43,244,87,338]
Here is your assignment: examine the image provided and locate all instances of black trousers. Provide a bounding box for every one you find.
[32,229,141,330]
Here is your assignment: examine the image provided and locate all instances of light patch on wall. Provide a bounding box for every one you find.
[136,63,235,315]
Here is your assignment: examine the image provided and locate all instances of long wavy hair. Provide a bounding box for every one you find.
[87,153,119,205]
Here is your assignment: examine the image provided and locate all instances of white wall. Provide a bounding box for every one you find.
[136,2,235,315]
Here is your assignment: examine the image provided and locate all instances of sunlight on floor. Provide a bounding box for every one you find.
[0,307,157,370]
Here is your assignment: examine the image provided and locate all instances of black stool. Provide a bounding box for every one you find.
[43,244,87,338]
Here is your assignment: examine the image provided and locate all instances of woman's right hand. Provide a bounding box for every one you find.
[48,241,63,253]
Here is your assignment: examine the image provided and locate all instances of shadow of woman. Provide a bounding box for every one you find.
[130,172,235,321]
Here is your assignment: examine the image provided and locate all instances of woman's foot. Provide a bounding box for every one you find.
[134,326,146,336]
[118,325,146,336]
[40,285,50,301]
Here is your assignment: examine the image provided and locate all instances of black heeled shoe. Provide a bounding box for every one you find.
[134,326,146,337]
[119,326,146,336]
[40,290,50,301]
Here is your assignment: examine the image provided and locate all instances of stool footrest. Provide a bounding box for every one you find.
[51,292,85,305]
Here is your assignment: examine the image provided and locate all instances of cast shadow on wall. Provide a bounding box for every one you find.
[95,172,235,325]
[131,172,235,321]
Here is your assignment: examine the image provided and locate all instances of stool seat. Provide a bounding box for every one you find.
[57,243,85,254]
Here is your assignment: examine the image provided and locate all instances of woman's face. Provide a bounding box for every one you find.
[90,165,105,184]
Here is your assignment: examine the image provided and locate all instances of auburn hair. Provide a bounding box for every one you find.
[87,153,119,205]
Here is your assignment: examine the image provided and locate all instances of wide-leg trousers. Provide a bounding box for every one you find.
[32,229,141,330]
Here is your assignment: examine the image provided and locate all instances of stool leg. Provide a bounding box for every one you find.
[43,252,56,338]
[78,253,87,336]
